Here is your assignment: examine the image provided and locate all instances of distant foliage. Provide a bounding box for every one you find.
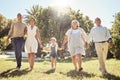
[0,5,96,58]
[25,5,94,57]
[25,5,94,42]
[110,12,120,59]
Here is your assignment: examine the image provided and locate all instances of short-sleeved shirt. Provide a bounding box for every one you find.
[89,26,111,42]
[8,22,26,38]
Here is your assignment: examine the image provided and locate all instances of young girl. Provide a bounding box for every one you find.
[49,37,61,70]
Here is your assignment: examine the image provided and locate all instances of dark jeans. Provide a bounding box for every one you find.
[11,37,24,68]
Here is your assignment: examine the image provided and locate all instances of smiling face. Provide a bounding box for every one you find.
[95,18,101,26]
[30,18,35,26]
[17,13,22,22]
[71,21,78,29]
[51,39,56,45]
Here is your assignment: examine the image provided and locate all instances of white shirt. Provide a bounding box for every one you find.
[89,26,111,42]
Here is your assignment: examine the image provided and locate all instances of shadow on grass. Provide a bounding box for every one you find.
[82,57,97,62]
[5,58,28,63]
[100,73,120,80]
[58,57,71,63]
[59,70,95,79]
[58,57,97,63]
[5,58,49,63]
[44,69,55,74]
[0,68,30,78]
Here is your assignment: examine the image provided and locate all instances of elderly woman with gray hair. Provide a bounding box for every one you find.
[62,20,89,71]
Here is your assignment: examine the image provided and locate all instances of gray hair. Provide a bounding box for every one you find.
[71,20,80,27]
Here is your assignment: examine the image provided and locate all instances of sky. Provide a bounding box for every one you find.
[0,0,120,28]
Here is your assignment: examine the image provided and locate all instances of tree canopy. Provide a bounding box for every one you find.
[111,12,120,59]
[25,5,94,42]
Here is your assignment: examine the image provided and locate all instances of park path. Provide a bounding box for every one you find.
[0,51,50,61]
[0,51,27,58]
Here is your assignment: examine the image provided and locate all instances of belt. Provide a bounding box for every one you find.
[12,37,24,39]
[95,41,108,43]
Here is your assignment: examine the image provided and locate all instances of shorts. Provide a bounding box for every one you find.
[50,53,57,58]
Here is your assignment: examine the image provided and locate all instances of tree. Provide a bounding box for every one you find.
[111,12,120,59]
[0,14,13,51]
[24,5,95,57]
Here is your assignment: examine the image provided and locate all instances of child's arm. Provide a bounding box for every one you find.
[57,47,63,50]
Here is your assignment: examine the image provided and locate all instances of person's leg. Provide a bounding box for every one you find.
[53,58,56,69]
[30,53,35,70]
[72,55,77,71]
[12,38,21,68]
[102,42,108,72]
[12,38,19,68]
[77,54,83,71]
[28,53,31,69]
[95,43,105,72]
[16,38,24,68]
[51,57,54,69]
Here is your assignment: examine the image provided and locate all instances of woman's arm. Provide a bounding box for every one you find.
[81,29,89,49]
[61,35,68,49]
[36,28,43,48]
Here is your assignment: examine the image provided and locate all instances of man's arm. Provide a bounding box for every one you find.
[106,28,113,48]
[24,26,27,35]
[108,38,113,48]
[6,23,14,44]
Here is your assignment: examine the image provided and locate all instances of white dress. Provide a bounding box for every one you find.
[25,26,38,53]
[66,28,86,56]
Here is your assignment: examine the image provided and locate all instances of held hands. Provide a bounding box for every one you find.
[6,38,9,46]
[39,43,43,48]
[61,45,65,50]
[109,42,113,48]
[58,47,63,50]
[84,42,89,49]
[108,39,113,48]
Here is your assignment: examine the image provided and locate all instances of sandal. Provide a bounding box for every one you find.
[79,67,83,72]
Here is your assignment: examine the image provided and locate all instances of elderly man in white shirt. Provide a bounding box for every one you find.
[89,17,113,76]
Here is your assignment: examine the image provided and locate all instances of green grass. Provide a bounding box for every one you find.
[0,57,120,80]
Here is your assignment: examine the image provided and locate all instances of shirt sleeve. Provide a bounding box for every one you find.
[88,27,94,43]
[105,27,111,39]
[65,29,71,36]
[8,23,14,37]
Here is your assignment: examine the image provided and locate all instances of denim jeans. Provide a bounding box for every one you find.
[12,37,24,68]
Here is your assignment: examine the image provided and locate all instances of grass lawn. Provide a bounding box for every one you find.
[0,57,120,80]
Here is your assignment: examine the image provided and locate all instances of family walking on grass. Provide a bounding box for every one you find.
[6,13,113,76]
